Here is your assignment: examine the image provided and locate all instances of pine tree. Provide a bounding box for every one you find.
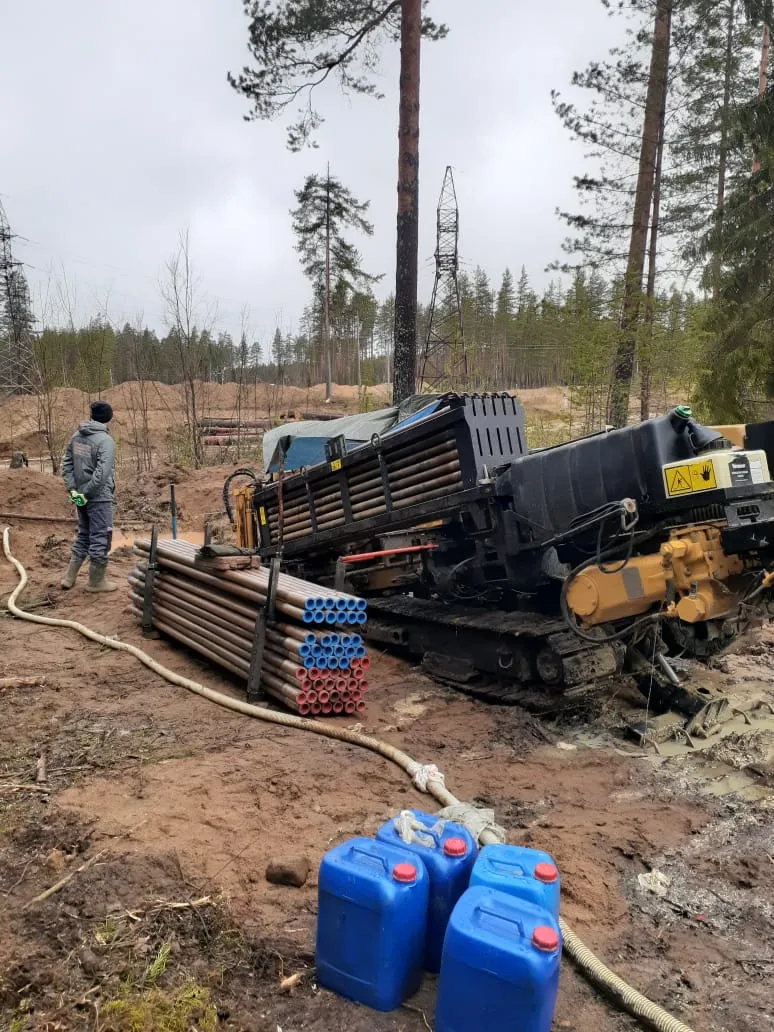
[291,170,380,399]
[695,83,774,419]
[551,2,652,274]
[228,0,448,406]
[608,0,673,428]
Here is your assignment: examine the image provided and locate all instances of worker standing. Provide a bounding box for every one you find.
[60,401,118,593]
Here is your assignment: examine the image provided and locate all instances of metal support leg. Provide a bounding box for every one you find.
[141,524,159,638]
[246,610,268,703]
[246,556,282,702]
[266,556,281,622]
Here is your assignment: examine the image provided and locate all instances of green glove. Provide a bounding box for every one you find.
[68,490,87,507]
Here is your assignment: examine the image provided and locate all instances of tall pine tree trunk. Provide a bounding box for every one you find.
[392,0,421,404]
[640,116,667,422]
[608,0,673,428]
[713,0,736,298]
[640,7,671,423]
[324,169,332,402]
[753,22,770,173]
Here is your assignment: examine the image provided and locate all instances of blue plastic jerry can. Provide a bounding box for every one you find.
[375,809,477,971]
[435,887,562,1032]
[316,836,429,1011]
[470,843,560,917]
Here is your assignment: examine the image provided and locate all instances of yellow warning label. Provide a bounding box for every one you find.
[664,460,717,497]
[258,506,267,526]
[330,458,342,472]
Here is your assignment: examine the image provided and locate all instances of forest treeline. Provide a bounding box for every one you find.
[31,264,700,434]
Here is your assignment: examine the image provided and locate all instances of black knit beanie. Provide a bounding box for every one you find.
[91,400,113,424]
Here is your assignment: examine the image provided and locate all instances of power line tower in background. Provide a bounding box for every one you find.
[418,166,466,391]
[0,200,35,395]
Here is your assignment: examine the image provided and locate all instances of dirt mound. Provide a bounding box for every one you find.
[0,469,70,519]
[115,462,235,529]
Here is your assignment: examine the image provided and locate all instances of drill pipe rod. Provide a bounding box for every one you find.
[130,603,313,707]
[134,583,369,672]
[264,447,460,526]
[133,548,307,620]
[137,539,364,611]
[260,436,459,521]
[134,545,319,617]
[265,488,342,522]
[259,431,457,506]
[129,575,318,663]
[272,457,463,531]
[271,468,465,541]
[129,590,312,675]
[130,598,252,665]
[129,573,257,636]
[132,564,316,633]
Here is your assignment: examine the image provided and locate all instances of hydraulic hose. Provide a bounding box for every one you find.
[1,526,695,1032]
[222,467,258,525]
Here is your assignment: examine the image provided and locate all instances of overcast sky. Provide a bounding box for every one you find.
[1,1,623,345]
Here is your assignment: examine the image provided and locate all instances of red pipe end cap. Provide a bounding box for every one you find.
[392,863,417,884]
[443,837,468,858]
[534,862,558,884]
[532,926,559,953]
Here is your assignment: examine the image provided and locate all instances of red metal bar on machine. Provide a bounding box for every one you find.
[340,544,438,563]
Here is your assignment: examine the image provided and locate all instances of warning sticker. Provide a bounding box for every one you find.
[258,506,267,526]
[330,458,342,472]
[728,454,753,487]
[664,460,717,497]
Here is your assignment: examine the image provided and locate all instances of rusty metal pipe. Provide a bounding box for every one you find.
[129,587,311,673]
[265,439,458,519]
[130,604,250,676]
[134,543,309,619]
[132,591,313,672]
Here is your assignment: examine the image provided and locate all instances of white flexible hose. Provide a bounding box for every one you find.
[1,527,695,1032]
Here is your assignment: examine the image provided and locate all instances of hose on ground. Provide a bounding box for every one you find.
[1,526,695,1032]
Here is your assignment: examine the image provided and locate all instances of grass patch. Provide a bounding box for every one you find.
[101,981,217,1032]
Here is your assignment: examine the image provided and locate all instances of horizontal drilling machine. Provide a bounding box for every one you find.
[225,394,774,737]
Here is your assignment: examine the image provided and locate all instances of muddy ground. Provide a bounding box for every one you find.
[1,465,774,1032]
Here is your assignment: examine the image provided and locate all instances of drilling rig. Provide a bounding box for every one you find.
[225,396,774,735]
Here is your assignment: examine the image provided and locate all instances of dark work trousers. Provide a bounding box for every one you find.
[72,500,114,565]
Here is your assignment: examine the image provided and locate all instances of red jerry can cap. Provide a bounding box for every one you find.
[532,926,560,952]
[392,863,418,884]
[443,837,468,858]
[534,862,559,884]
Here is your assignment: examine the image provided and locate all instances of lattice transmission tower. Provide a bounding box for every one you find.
[418,166,466,391]
[0,200,35,395]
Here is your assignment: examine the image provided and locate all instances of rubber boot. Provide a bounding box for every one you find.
[85,562,118,593]
[60,557,85,590]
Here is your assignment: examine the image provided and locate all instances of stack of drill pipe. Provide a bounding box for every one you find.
[258,427,465,546]
[128,538,368,717]
[202,436,265,447]
[198,418,273,429]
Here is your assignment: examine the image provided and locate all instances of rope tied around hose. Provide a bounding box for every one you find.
[407,761,445,792]
[394,810,443,849]
[437,803,506,847]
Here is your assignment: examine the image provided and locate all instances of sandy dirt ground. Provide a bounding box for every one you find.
[1,464,774,1032]
[0,381,576,463]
